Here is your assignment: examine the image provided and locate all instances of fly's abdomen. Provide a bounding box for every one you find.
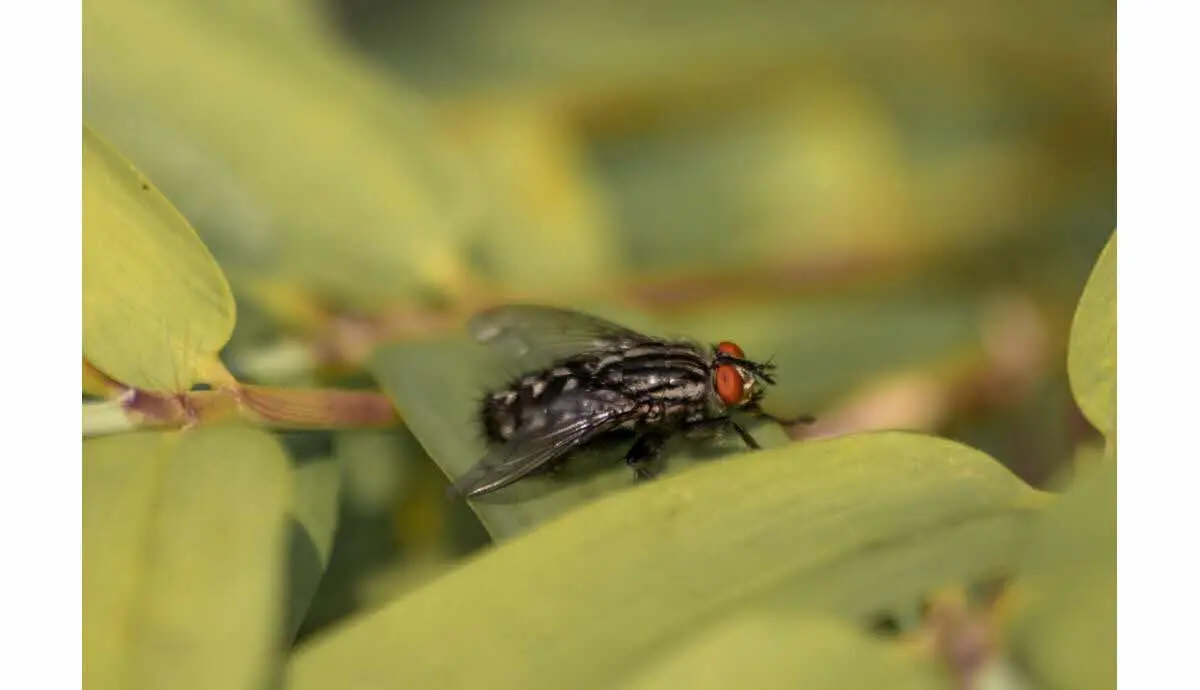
[479,364,592,444]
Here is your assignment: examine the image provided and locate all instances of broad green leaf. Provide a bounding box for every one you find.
[286,431,1040,690]
[284,450,342,641]
[1006,462,1115,690]
[371,328,790,540]
[83,0,480,309]
[618,615,948,690]
[297,430,434,639]
[1067,231,1116,437]
[83,124,236,392]
[83,427,291,690]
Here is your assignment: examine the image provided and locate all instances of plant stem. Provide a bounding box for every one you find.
[82,400,141,438]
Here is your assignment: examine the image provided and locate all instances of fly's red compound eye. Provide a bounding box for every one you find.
[715,364,747,406]
[716,341,745,359]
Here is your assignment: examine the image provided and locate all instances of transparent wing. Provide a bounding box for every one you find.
[450,394,637,498]
[468,304,656,370]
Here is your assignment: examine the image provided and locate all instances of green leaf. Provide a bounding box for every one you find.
[83,0,480,309]
[1066,231,1116,438]
[371,332,790,540]
[286,431,1040,690]
[297,429,436,638]
[83,428,291,690]
[83,124,236,392]
[618,615,948,690]
[1006,461,1115,690]
[284,450,342,642]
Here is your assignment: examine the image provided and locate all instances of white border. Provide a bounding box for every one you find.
[0,1,82,687]
[1118,0,1200,686]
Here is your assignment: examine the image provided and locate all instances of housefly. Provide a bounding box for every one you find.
[449,304,811,499]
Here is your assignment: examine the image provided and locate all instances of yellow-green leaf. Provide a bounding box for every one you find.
[618,615,948,690]
[83,428,291,690]
[83,124,236,392]
[83,0,480,309]
[1006,461,1115,690]
[285,451,342,641]
[297,430,442,637]
[1067,231,1116,437]
[286,431,1040,690]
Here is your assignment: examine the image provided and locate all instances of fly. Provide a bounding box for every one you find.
[450,304,812,499]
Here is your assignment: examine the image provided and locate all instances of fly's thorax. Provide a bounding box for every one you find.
[589,343,710,394]
[587,341,732,428]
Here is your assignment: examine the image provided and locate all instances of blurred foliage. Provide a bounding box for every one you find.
[84,0,483,310]
[82,0,1115,688]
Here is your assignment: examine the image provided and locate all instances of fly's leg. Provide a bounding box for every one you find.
[726,420,760,450]
[744,401,816,427]
[625,433,667,481]
[681,416,761,451]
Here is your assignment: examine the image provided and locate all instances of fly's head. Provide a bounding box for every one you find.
[710,340,777,410]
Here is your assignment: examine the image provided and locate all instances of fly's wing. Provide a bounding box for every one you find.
[450,391,637,498]
[469,304,656,371]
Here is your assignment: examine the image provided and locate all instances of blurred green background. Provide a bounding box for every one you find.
[83,0,1114,643]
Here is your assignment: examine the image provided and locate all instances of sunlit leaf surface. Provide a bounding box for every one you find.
[1066,231,1116,437]
[287,432,1039,690]
[82,125,235,391]
[83,428,290,690]
[1007,461,1116,690]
